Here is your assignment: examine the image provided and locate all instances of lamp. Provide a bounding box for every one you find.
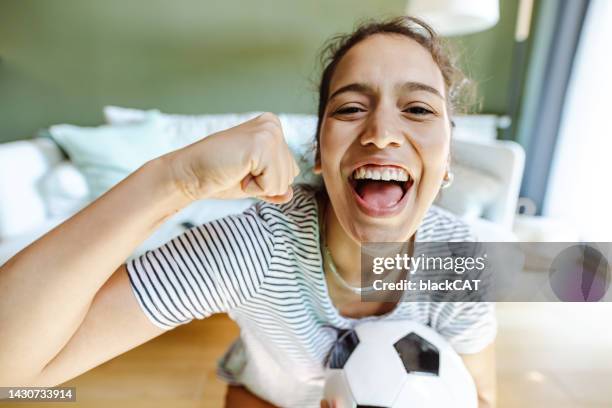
[405,0,500,36]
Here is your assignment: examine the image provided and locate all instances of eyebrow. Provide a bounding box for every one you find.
[328,81,444,101]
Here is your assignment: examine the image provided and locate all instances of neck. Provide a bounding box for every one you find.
[320,195,416,294]
[324,204,362,286]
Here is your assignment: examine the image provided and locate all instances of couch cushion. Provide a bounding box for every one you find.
[0,139,64,239]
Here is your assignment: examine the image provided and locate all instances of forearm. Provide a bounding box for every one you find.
[0,157,189,382]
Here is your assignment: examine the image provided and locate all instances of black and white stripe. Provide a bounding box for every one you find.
[126,185,496,407]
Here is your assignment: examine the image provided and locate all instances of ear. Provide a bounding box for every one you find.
[313,160,322,175]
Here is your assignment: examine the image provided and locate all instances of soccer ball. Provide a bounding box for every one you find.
[323,320,477,408]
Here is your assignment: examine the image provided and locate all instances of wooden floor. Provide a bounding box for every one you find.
[495,303,612,408]
[2,304,611,408]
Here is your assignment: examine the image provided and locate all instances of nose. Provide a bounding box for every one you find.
[360,103,404,149]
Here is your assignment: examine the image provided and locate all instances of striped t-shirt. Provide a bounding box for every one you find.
[126,185,496,407]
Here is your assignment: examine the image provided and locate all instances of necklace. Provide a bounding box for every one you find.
[320,203,374,295]
[321,242,378,295]
[320,205,404,295]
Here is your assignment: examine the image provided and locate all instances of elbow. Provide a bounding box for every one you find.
[0,372,38,388]
[0,372,57,388]
[0,360,47,388]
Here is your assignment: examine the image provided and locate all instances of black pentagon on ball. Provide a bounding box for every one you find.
[326,329,360,369]
[393,332,440,376]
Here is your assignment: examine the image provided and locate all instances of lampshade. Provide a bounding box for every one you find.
[405,0,500,36]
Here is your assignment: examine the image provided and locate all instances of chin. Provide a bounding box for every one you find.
[343,204,423,244]
[354,228,407,243]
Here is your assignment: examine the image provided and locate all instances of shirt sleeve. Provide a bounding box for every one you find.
[426,248,497,354]
[436,215,497,354]
[126,203,274,330]
[434,301,498,354]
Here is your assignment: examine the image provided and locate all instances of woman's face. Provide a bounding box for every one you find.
[318,33,452,243]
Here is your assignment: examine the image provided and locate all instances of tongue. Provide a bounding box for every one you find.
[356,181,404,208]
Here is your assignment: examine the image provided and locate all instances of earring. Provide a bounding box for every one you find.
[441,171,454,189]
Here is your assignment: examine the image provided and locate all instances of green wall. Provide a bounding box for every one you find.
[448,0,520,115]
[0,0,519,143]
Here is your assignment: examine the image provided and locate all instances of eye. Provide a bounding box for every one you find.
[333,105,366,116]
[404,106,434,116]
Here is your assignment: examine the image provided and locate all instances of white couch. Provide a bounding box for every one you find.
[0,124,525,266]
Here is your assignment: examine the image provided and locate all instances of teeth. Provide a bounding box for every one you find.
[352,165,410,182]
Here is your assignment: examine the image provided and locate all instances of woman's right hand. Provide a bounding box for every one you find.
[165,112,300,204]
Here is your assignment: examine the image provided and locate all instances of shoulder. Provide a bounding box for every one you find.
[249,184,319,238]
[417,204,476,242]
[431,301,497,354]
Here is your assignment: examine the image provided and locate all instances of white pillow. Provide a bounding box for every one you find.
[0,139,63,239]
[40,162,89,217]
[105,106,262,145]
[48,113,182,199]
[104,106,322,186]
[103,106,162,124]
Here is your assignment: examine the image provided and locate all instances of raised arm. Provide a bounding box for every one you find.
[0,113,299,386]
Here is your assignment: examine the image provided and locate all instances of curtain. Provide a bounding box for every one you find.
[543,0,612,240]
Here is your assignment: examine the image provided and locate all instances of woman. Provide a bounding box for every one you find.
[0,17,496,407]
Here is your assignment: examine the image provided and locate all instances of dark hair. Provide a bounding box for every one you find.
[314,16,475,164]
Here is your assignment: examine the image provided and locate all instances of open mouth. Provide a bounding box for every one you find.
[348,164,414,216]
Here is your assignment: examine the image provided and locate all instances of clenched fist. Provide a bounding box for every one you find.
[164,112,300,204]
